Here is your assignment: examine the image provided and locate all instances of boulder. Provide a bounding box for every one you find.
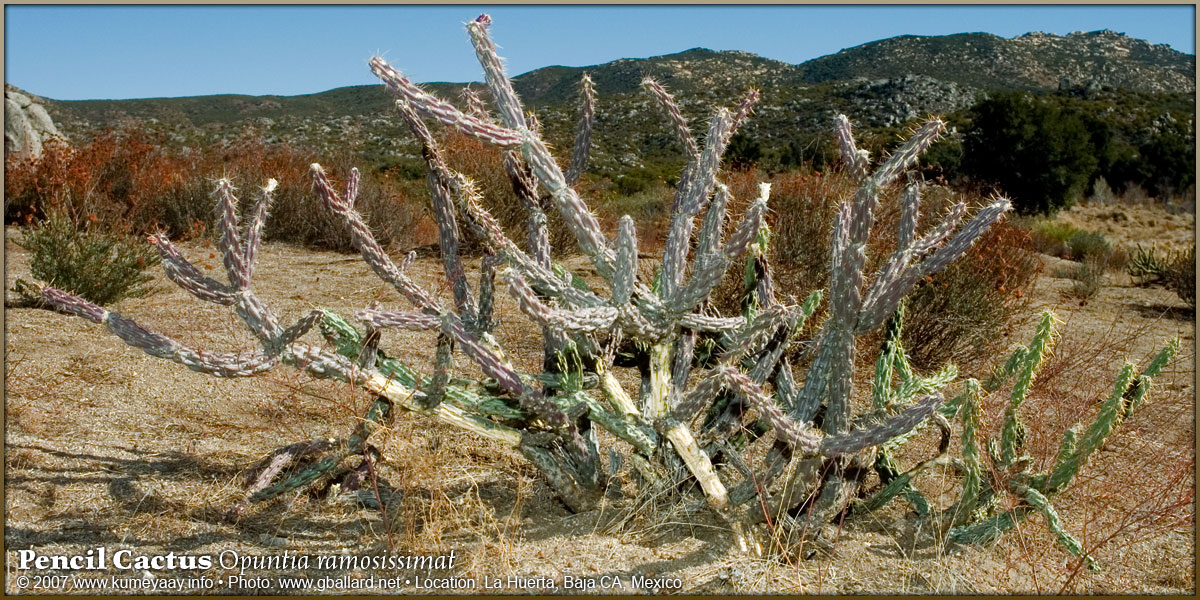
[5,85,64,160]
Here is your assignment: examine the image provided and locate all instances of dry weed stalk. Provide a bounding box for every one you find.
[34,14,1179,564]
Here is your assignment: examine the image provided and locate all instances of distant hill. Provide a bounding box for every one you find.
[796,30,1194,92]
[28,29,1196,175]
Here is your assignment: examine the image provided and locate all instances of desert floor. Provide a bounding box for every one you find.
[4,200,1195,594]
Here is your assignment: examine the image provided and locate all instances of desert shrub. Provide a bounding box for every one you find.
[1166,247,1195,308]
[1058,255,1106,299]
[1030,221,1122,268]
[1089,176,1117,204]
[1065,230,1109,260]
[756,168,849,299]
[17,211,160,305]
[4,127,198,230]
[1129,244,1196,307]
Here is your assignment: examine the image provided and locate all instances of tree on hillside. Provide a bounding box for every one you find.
[962,91,1099,215]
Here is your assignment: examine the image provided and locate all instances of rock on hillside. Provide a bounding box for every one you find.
[5,84,65,159]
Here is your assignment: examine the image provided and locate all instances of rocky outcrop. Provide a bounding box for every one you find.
[6,84,64,159]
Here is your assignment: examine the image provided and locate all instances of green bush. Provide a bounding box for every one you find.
[1031,221,1121,268]
[18,212,161,305]
[1065,230,1112,262]
[962,92,1101,215]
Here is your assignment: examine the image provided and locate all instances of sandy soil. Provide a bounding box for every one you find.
[3,199,1195,595]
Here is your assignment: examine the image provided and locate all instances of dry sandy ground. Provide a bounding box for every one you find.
[3,201,1195,595]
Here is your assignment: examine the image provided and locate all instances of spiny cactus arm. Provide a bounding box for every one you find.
[148,234,235,305]
[466,14,527,130]
[856,446,948,516]
[718,304,792,361]
[892,363,957,410]
[522,133,618,280]
[392,99,478,323]
[247,439,356,503]
[1043,362,1137,495]
[907,202,967,257]
[273,309,328,351]
[476,252,500,334]
[505,270,618,334]
[503,152,552,267]
[39,287,280,377]
[564,73,595,186]
[896,181,921,251]
[424,333,454,408]
[833,114,870,178]
[568,391,658,455]
[369,56,523,149]
[1000,311,1057,465]
[642,77,700,160]
[1124,337,1179,417]
[813,195,861,433]
[872,304,906,410]
[725,88,760,146]
[956,379,985,515]
[241,179,276,286]
[679,108,733,218]
[820,395,945,457]
[613,216,638,305]
[695,183,731,265]
[661,108,733,298]
[319,311,525,420]
[669,369,727,424]
[459,85,489,117]
[678,313,746,333]
[438,312,572,429]
[311,165,442,312]
[214,179,250,290]
[1018,484,1100,571]
[794,332,834,423]
[452,169,606,309]
[667,191,768,315]
[948,506,1031,546]
[855,197,1012,334]
[720,367,823,454]
[463,16,616,282]
[353,308,441,331]
[871,118,946,188]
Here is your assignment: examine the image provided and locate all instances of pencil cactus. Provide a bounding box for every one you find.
[33,13,1178,560]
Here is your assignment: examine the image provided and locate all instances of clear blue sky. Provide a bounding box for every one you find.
[5,5,1195,101]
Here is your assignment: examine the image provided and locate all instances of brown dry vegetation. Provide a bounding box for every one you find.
[4,191,1194,594]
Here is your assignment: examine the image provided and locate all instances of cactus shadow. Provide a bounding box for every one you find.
[4,441,341,553]
[1125,302,1193,321]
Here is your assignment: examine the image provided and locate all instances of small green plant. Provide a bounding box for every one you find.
[1128,244,1175,282]
[1065,230,1112,263]
[17,212,160,305]
[1127,244,1195,308]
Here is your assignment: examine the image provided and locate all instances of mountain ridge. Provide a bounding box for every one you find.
[22,28,1194,175]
